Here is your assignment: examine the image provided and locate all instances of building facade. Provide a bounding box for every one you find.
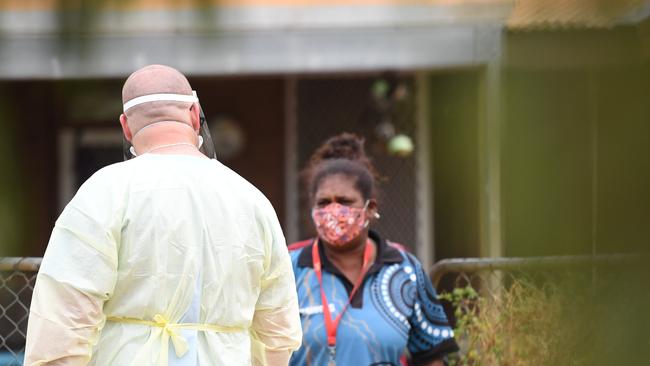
[0,0,648,269]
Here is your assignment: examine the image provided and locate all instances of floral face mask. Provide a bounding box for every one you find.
[311,201,369,246]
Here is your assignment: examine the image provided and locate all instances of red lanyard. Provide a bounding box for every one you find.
[312,239,374,351]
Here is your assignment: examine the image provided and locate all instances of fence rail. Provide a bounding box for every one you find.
[0,258,41,273]
[429,253,638,287]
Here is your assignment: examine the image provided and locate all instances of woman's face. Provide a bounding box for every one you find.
[312,173,377,249]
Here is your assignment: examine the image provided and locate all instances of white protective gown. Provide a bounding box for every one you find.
[24,154,302,366]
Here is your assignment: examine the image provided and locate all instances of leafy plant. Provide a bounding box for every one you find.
[439,273,597,366]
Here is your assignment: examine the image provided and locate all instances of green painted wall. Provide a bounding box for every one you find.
[426,27,649,259]
[428,70,482,259]
[589,66,649,255]
[502,36,649,257]
[502,69,595,256]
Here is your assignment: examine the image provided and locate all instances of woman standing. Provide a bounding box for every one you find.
[288,133,458,366]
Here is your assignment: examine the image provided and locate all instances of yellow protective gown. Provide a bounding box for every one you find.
[24,154,302,365]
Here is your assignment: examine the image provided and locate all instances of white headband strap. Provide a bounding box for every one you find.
[123,91,199,112]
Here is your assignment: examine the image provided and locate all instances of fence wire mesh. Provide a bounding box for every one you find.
[430,255,646,366]
[0,258,40,366]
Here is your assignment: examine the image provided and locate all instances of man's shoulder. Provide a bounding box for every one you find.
[216,161,260,191]
[77,161,129,190]
[213,161,275,211]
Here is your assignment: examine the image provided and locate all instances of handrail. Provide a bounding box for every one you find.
[0,254,640,284]
[429,253,639,287]
[0,257,42,272]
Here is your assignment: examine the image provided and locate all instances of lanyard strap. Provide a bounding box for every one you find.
[312,239,374,347]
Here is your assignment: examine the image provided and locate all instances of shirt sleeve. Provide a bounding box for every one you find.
[250,200,302,366]
[405,254,459,365]
[24,170,121,366]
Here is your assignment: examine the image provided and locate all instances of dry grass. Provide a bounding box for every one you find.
[439,274,596,366]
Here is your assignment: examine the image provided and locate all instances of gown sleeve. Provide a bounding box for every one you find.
[250,200,302,366]
[251,203,302,366]
[24,170,121,366]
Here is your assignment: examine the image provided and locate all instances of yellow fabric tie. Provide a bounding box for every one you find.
[107,314,246,365]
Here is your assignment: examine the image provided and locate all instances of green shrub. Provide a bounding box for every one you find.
[439,275,595,366]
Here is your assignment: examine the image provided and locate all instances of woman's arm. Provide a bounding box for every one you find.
[404,252,459,366]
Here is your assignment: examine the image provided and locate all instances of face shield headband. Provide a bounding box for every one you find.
[122,91,217,160]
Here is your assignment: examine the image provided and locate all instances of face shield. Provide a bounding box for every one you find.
[122,91,217,160]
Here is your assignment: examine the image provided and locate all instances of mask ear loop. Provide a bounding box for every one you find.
[363,200,372,228]
[362,200,381,225]
[130,146,138,157]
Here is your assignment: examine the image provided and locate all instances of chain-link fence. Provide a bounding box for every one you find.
[430,254,646,365]
[0,258,40,366]
[2,254,645,364]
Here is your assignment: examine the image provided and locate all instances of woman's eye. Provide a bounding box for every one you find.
[337,198,354,206]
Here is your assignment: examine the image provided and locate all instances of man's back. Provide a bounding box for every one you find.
[25,154,301,365]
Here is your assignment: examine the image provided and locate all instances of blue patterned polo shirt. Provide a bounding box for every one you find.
[288,231,458,366]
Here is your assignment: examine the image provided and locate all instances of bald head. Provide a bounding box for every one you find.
[122,64,192,102]
[122,65,196,132]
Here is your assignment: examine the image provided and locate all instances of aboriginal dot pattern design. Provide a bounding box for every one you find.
[371,253,455,355]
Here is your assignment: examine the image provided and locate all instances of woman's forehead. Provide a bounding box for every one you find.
[315,174,360,195]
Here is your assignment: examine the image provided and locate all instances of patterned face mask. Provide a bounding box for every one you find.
[311,201,369,247]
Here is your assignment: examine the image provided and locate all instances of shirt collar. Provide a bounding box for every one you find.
[297,230,404,274]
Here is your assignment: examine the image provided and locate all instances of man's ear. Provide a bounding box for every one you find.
[190,103,201,133]
[119,114,133,142]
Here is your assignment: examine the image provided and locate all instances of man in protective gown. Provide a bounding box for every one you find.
[24,65,302,366]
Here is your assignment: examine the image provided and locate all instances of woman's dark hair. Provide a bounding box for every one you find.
[303,133,379,200]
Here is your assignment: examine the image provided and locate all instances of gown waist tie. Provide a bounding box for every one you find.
[107,314,247,365]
